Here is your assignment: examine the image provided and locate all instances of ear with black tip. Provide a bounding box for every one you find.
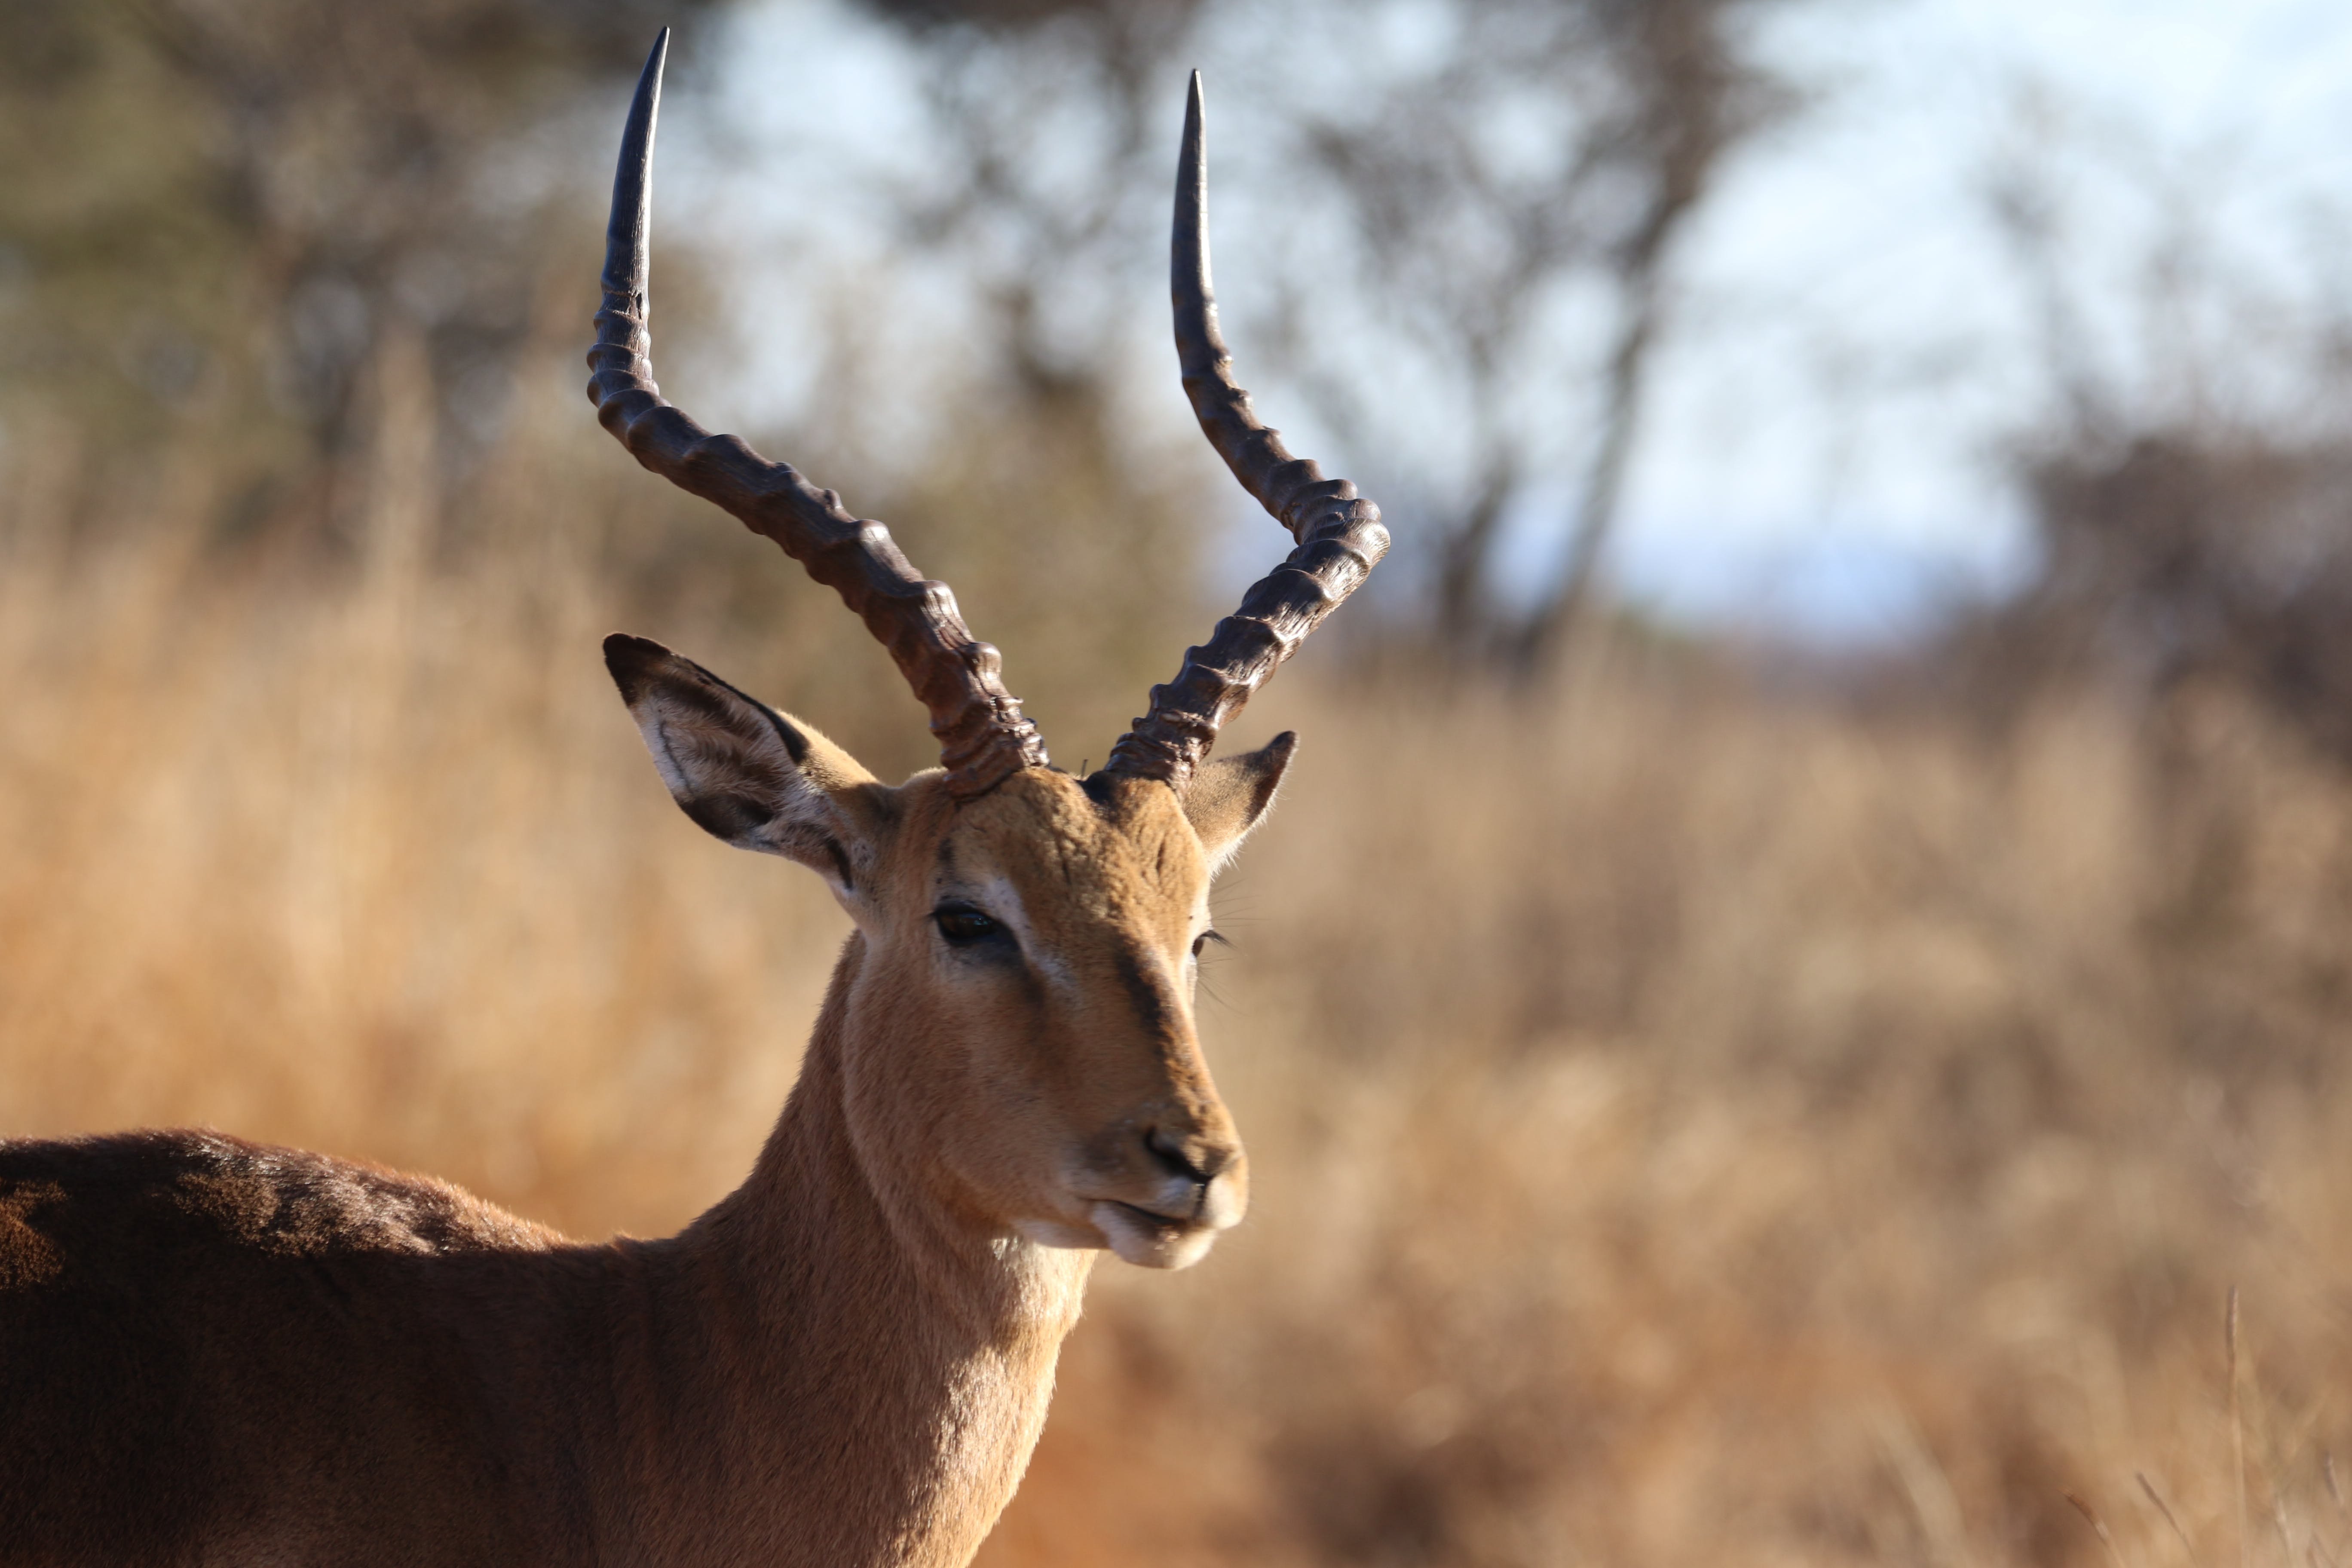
[1182,731,1298,876]
[603,634,878,889]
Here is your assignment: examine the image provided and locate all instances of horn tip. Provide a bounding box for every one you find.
[637,27,671,93]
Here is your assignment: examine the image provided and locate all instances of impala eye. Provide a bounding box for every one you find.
[1192,929,1228,959]
[934,903,1003,946]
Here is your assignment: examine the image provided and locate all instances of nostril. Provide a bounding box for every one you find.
[1139,1127,1195,1181]
[1141,1126,1227,1185]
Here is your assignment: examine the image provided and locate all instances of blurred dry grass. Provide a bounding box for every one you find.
[6,420,2352,1565]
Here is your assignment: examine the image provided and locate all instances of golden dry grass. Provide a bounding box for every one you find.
[6,432,2352,1565]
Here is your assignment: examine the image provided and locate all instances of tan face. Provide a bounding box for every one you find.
[842,770,1244,1268]
[604,637,1292,1269]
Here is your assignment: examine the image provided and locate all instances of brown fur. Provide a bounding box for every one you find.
[0,668,1292,1566]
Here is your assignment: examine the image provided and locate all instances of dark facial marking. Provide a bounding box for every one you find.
[1112,946,1174,1038]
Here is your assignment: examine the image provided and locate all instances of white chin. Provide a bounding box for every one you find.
[1089,1201,1219,1271]
[1011,1216,1102,1251]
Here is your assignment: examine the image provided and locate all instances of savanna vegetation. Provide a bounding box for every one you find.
[6,2,2352,1565]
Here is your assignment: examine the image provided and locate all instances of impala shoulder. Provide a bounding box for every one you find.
[0,1129,562,1274]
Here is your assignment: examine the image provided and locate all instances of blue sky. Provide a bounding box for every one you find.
[1612,0,2352,639]
[677,0,2352,643]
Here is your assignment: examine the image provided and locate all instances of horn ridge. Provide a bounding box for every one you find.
[1103,72,1390,791]
[588,31,1048,798]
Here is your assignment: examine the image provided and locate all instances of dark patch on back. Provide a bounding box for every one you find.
[0,1178,64,1289]
[0,1131,553,1555]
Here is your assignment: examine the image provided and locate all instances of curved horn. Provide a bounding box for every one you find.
[587,31,1049,797]
[1101,73,1390,792]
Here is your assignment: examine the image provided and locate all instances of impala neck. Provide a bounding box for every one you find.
[661,933,1093,1568]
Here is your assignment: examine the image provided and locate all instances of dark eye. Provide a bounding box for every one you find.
[1191,928,1228,959]
[934,903,1003,946]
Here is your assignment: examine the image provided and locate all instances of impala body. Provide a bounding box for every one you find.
[0,31,1385,1568]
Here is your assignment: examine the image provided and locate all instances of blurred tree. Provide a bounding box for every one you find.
[0,0,1808,703]
[1949,95,2352,760]
[824,0,1221,748]
[0,0,717,545]
[1277,0,1798,677]
[840,0,1803,690]
[2005,432,2352,754]
[855,0,1201,394]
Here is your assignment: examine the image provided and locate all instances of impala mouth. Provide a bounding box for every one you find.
[1089,1198,1223,1271]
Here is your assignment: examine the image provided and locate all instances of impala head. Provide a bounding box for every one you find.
[585,35,1386,1269]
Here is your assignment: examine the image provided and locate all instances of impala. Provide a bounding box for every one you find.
[0,31,1385,1568]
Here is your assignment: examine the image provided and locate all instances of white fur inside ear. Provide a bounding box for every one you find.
[640,722,704,803]
[635,707,806,850]
[608,640,858,882]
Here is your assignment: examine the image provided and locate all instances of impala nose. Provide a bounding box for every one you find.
[1142,1125,1228,1183]
[1084,1124,1246,1268]
[1141,1126,1244,1228]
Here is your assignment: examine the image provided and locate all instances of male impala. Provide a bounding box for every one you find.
[0,31,1385,1568]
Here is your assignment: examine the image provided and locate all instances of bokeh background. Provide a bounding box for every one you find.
[6,1,2352,1563]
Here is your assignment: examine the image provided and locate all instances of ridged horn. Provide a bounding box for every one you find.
[1100,72,1390,793]
[587,31,1049,797]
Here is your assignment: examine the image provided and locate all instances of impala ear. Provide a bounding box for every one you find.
[603,634,879,888]
[1183,731,1297,876]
